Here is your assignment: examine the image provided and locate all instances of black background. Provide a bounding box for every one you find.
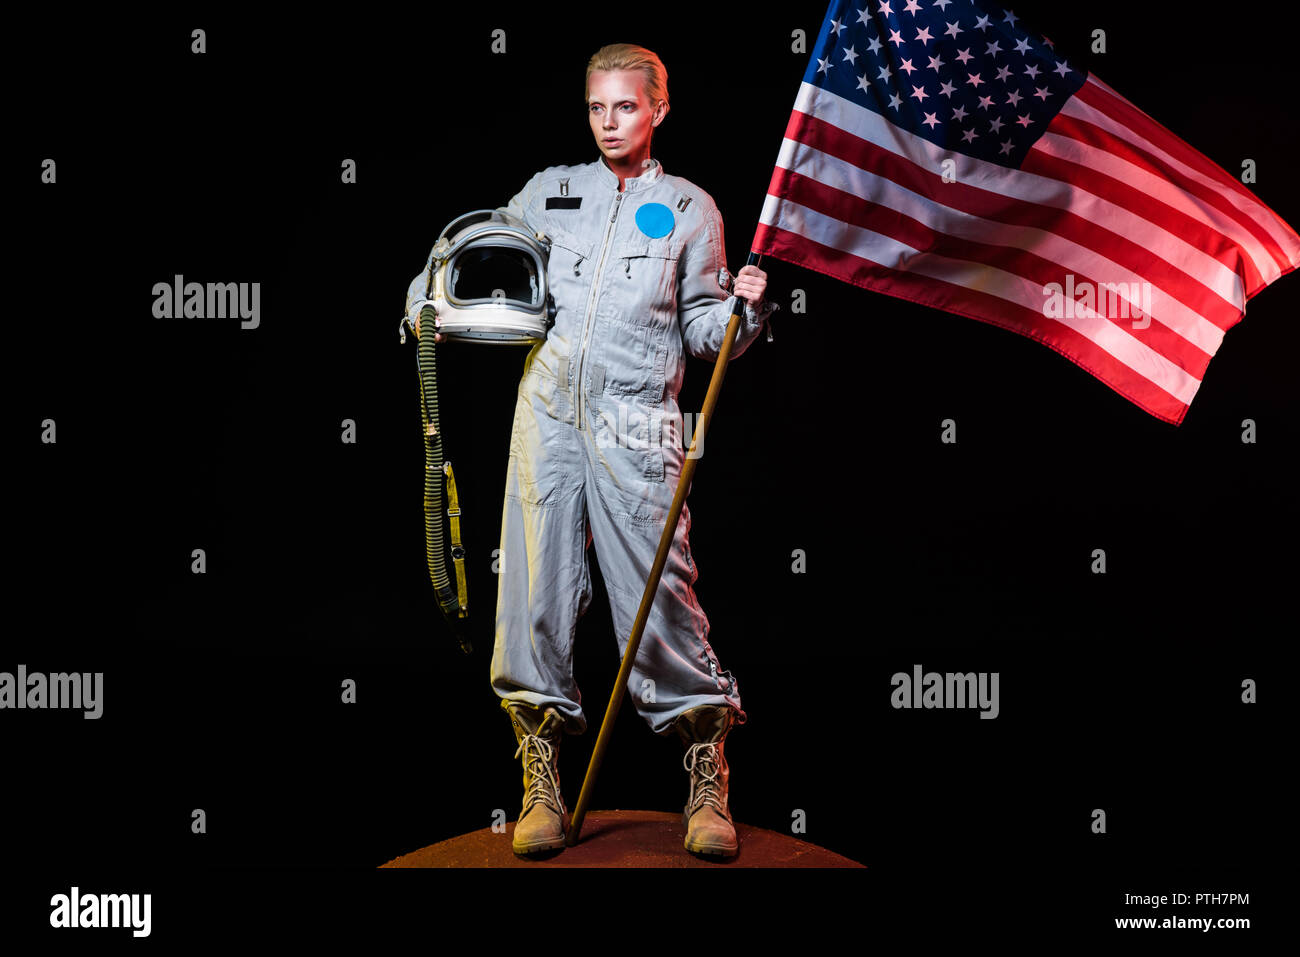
[10,1,1291,942]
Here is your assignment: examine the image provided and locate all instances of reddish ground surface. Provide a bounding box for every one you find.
[380,809,864,868]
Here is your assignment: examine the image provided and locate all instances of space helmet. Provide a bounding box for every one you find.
[410,209,556,344]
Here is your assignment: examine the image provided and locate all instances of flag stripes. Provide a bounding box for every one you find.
[754,76,1299,424]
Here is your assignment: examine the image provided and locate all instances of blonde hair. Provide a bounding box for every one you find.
[585,43,670,121]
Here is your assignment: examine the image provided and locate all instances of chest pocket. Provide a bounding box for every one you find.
[542,225,594,335]
[611,234,684,322]
[545,225,594,275]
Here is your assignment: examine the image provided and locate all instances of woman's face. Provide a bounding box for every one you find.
[587,69,662,166]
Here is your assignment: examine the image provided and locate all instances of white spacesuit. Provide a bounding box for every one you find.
[412,154,776,857]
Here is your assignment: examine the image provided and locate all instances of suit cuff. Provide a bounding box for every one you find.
[744,297,779,324]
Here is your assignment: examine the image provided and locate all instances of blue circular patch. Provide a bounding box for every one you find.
[635,202,675,239]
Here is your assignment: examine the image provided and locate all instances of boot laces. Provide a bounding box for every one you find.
[515,733,564,814]
[683,742,728,817]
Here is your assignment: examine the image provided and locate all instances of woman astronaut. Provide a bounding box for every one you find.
[417,43,775,858]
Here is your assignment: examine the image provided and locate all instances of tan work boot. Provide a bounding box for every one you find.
[672,704,739,858]
[503,700,568,855]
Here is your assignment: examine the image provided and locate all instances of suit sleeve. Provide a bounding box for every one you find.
[496,170,545,233]
[677,200,777,362]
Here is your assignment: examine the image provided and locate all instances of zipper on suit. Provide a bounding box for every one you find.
[575,190,625,432]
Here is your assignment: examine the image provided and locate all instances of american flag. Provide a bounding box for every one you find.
[754,0,1300,424]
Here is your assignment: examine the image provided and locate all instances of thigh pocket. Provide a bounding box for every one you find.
[588,401,668,526]
[522,361,570,424]
[507,386,564,507]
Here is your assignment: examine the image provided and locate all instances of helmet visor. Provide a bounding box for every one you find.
[447,245,542,308]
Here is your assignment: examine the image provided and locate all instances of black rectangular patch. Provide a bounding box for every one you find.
[546,197,582,209]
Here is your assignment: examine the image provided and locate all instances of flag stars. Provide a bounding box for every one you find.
[807,2,1077,166]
